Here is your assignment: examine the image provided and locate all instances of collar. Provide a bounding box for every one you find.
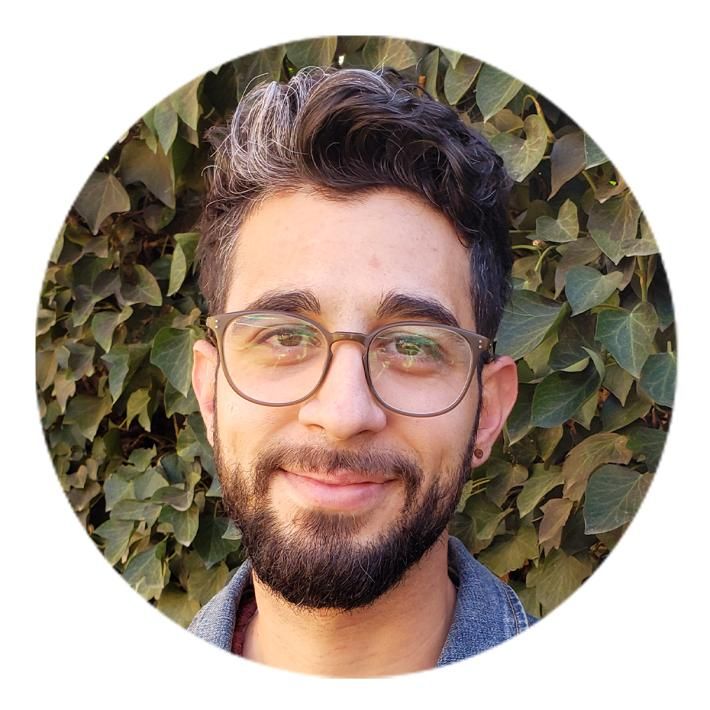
[188,535,533,666]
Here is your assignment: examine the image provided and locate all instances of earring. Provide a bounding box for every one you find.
[473,447,484,459]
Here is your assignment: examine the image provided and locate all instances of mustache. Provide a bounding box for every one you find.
[251,443,423,503]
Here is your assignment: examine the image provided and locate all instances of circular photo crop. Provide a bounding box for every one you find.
[35,35,675,677]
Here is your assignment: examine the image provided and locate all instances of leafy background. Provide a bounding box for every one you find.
[36,35,675,627]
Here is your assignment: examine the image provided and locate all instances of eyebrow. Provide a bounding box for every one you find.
[241,288,460,328]
[376,290,461,328]
[243,289,321,314]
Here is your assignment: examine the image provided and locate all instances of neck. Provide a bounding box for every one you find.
[241,532,457,677]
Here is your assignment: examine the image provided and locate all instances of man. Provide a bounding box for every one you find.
[188,65,531,676]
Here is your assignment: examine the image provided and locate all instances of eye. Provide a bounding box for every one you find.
[391,335,442,359]
[372,332,447,374]
[258,326,322,348]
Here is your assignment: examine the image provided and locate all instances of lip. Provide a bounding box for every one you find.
[277,468,398,512]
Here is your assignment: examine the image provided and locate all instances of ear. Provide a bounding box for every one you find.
[192,338,219,446]
[472,354,518,467]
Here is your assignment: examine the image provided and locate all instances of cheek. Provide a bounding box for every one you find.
[215,380,299,458]
[406,399,477,473]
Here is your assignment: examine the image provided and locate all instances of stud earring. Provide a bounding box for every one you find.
[473,447,484,459]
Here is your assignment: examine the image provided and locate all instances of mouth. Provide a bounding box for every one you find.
[277,468,399,512]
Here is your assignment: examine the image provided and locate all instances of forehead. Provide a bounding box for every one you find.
[225,188,474,328]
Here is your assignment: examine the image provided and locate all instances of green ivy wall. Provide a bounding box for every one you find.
[35,36,675,627]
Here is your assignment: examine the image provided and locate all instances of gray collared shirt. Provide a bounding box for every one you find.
[188,536,535,666]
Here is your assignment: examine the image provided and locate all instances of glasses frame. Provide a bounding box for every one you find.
[205,310,493,418]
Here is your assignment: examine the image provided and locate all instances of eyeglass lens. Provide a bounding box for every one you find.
[220,313,474,415]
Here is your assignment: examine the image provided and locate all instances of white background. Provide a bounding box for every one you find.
[2,2,707,707]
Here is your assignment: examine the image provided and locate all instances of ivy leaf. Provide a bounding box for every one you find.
[562,432,633,501]
[601,385,653,432]
[152,99,179,153]
[64,393,112,441]
[234,46,286,96]
[103,474,135,512]
[120,264,162,307]
[588,193,641,264]
[573,391,598,430]
[535,199,579,243]
[151,485,193,512]
[440,47,462,68]
[133,467,169,500]
[150,327,197,397]
[101,343,150,403]
[36,308,55,336]
[476,64,523,121]
[123,542,167,601]
[584,133,607,168]
[222,519,242,541]
[36,349,58,391]
[169,75,202,130]
[93,519,134,566]
[164,380,199,418]
[536,426,564,461]
[126,388,152,431]
[167,243,187,296]
[443,55,481,104]
[119,139,175,208]
[490,114,547,182]
[639,352,676,406]
[156,586,200,628]
[496,290,564,360]
[505,384,534,446]
[603,363,635,405]
[526,549,592,612]
[538,498,574,554]
[477,523,538,576]
[554,238,602,297]
[174,232,200,267]
[159,504,199,546]
[90,307,132,352]
[128,446,157,471]
[450,495,511,553]
[185,556,229,605]
[419,48,440,98]
[596,302,659,377]
[584,465,653,534]
[362,37,417,70]
[549,314,596,371]
[625,425,667,472]
[482,461,529,508]
[112,500,162,526]
[549,131,586,198]
[193,516,242,569]
[620,215,659,257]
[565,266,625,315]
[74,172,130,235]
[286,37,338,68]
[517,465,564,517]
[531,360,602,428]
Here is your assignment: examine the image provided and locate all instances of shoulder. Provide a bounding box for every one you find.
[438,537,536,666]
[187,558,253,650]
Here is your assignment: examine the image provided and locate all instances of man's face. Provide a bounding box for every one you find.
[193,187,513,610]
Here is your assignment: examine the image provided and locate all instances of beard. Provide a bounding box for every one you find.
[214,427,474,612]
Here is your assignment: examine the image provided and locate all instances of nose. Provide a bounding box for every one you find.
[297,340,387,441]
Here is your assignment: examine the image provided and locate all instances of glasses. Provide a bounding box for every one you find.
[205,311,492,417]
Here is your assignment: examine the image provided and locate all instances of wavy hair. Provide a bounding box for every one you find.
[197,65,513,339]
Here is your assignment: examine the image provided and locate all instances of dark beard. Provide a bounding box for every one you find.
[214,431,474,612]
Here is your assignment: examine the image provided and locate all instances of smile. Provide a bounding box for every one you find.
[277,468,398,512]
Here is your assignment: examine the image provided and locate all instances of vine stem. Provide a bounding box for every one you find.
[522,94,554,141]
[638,255,648,302]
[535,245,555,272]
